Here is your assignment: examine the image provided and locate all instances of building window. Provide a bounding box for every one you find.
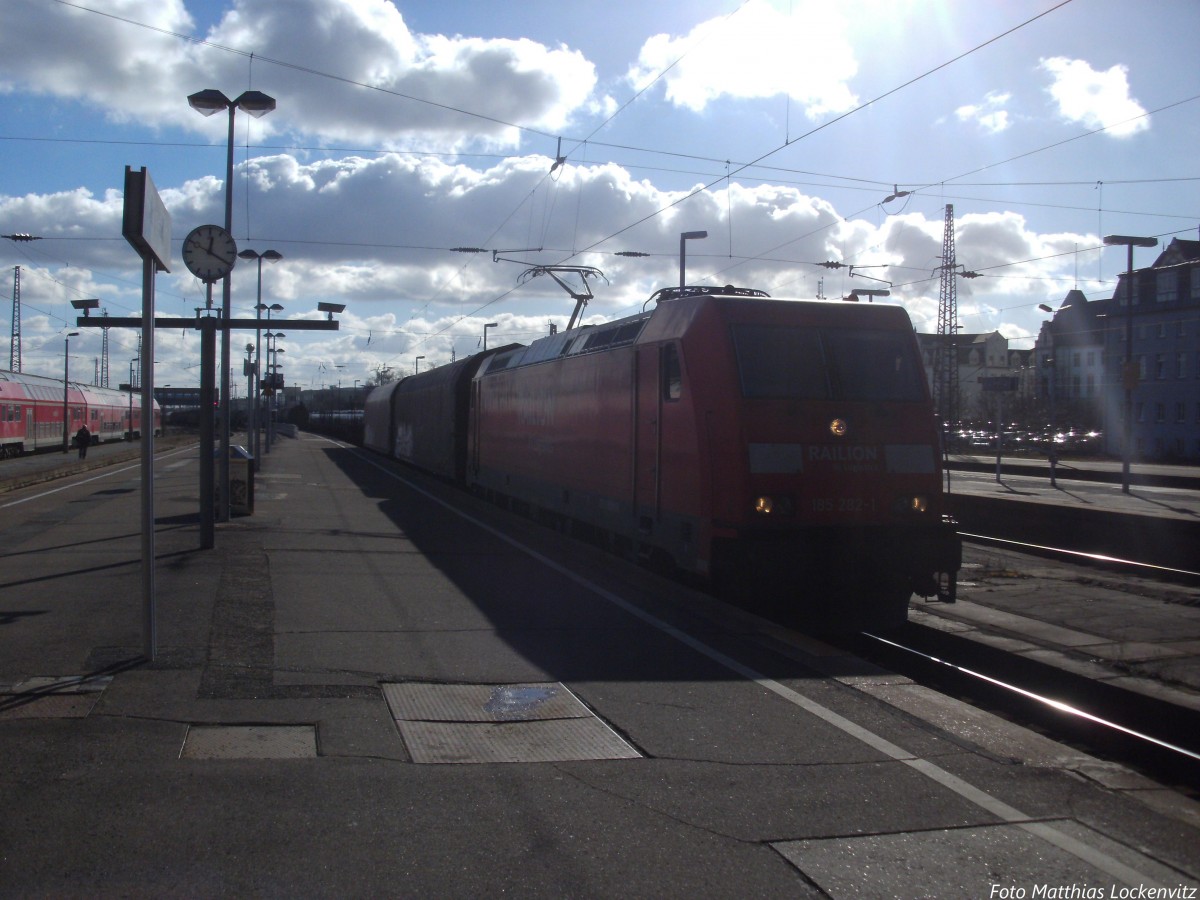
[1138,356,1147,380]
[1085,373,1095,397]
[1086,350,1095,367]
[1136,401,1145,423]
[1156,270,1177,303]
[1155,353,1166,380]
[1072,351,1080,367]
[1191,268,1200,300]
[1155,403,1165,423]
[1179,352,1188,379]
[1177,402,1186,423]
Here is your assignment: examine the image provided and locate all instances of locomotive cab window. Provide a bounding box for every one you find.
[662,344,682,401]
[732,324,924,402]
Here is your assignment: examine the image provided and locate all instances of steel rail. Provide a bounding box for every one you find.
[862,630,1200,766]
[960,530,1200,582]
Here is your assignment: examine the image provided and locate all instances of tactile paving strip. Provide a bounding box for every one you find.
[383,682,640,764]
[180,724,318,759]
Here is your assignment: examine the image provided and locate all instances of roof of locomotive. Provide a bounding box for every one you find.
[477,285,916,377]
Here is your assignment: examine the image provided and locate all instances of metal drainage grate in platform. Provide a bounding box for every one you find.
[382,682,640,764]
[180,724,318,759]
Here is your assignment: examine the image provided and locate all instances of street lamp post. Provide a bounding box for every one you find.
[679,230,707,291]
[1102,234,1157,494]
[271,346,285,445]
[415,355,425,375]
[483,322,497,351]
[257,306,283,458]
[240,250,282,469]
[62,332,79,453]
[264,332,284,452]
[1037,304,1058,489]
[188,88,276,520]
[128,356,140,442]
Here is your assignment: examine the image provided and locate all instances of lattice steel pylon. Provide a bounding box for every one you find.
[933,204,959,442]
[100,309,110,387]
[9,266,20,372]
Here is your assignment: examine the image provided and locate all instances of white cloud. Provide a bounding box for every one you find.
[0,0,598,149]
[1040,56,1149,137]
[627,0,858,116]
[955,91,1011,134]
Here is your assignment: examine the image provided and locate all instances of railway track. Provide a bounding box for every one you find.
[961,530,1200,589]
[850,622,1200,792]
[838,537,1200,793]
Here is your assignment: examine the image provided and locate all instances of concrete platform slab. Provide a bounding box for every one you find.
[774,819,1184,897]
[180,724,318,759]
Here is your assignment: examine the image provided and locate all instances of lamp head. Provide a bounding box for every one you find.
[235,90,276,118]
[188,89,231,116]
[1103,235,1158,248]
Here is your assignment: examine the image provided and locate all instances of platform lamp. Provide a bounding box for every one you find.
[317,301,346,321]
[241,250,282,468]
[265,333,285,453]
[1038,304,1058,489]
[483,322,498,351]
[71,298,100,317]
[127,356,140,442]
[1102,234,1157,494]
[255,303,284,463]
[62,332,79,453]
[415,355,425,375]
[188,88,276,518]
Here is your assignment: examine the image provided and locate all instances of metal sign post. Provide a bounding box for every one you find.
[119,167,171,663]
[980,376,1019,484]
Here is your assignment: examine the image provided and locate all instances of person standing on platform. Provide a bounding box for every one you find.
[75,423,91,459]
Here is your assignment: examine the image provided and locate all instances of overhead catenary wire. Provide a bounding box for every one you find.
[16,0,1191,375]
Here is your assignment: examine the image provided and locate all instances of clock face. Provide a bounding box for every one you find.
[182,225,238,282]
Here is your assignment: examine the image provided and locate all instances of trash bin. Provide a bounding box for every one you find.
[214,445,255,516]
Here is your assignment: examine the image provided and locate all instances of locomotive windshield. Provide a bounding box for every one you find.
[732,324,925,402]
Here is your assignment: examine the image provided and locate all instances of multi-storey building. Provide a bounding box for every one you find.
[917,330,1031,425]
[1035,238,1200,462]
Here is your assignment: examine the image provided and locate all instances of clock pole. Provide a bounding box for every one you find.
[199,285,216,549]
[181,223,238,532]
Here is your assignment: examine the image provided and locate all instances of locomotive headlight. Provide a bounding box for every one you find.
[896,494,929,513]
[753,495,794,516]
[892,494,926,513]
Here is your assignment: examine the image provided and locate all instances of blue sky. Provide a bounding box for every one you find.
[1,0,1196,391]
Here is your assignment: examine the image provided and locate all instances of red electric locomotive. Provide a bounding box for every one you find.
[0,368,161,457]
[365,285,960,630]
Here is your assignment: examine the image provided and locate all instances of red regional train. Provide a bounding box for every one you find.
[364,285,960,630]
[0,368,161,457]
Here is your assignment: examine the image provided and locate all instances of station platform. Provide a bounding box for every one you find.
[1,433,1198,895]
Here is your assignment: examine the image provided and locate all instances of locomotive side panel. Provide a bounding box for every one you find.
[472,346,638,529]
